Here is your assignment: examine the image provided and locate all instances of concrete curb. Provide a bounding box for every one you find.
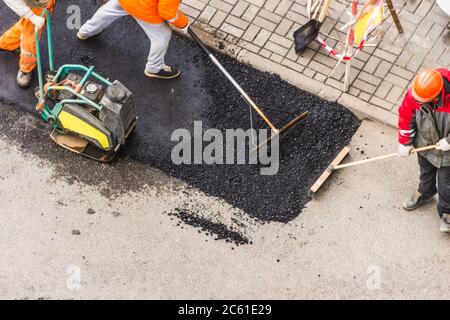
[181,25,399,129]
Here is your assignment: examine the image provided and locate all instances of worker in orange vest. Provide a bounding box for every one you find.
[0,0,55,88]
[77,0,189,79]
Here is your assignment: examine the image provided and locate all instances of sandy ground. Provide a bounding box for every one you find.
[0,118,449,300]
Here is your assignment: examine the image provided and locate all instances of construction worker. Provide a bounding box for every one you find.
[77,0,189,79]
[398,68,450,233]
[0,0,54,88]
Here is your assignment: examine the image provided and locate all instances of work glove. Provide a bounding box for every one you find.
[179,20,190,34]
[29,14,45,29]
[398,144,413,157]
[436,138,450,152]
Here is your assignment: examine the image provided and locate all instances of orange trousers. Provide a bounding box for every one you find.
[0,3,54,73]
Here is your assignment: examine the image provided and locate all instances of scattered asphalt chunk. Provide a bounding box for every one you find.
[72,229,81,236]
[112,211,121,218]
[167,208,249,246]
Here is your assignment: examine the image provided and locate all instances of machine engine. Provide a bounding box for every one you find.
[49,72,137,162]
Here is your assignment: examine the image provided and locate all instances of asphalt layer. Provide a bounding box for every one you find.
[0,1,359,223]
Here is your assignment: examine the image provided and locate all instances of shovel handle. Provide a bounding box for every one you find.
[333,145,437,170]
[318,0,333,23]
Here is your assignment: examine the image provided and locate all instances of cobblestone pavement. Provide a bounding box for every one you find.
[180,0,450,126]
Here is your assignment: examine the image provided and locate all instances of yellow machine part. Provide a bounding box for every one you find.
[58,111,111,150]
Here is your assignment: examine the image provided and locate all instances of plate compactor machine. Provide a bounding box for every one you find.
[34,10,137,162]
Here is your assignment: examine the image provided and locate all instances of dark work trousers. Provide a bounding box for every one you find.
[418,155,450,216]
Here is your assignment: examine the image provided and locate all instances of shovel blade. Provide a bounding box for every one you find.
[293,19,321,53]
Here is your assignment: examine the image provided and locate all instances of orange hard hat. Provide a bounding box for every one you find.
[412,69,444,103]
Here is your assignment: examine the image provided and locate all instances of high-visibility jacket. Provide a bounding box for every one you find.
[118,0,188,28]
[398,68,450,167]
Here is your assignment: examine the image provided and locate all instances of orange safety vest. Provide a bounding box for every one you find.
[118,0,188,28]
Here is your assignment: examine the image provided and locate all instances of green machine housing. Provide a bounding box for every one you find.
[35,10,137,162]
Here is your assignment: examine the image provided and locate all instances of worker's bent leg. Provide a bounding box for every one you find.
[78,0,129,37]
[418,155,438,198]
[134,19,172,73]
[437,166,450,217]
[19,18,45,73]
[0,20,23,51]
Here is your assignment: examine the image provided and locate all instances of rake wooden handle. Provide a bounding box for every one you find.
[333,145,436,170]
[319,0,333,23]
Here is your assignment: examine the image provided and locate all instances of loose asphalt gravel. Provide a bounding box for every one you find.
[0,1,359,223]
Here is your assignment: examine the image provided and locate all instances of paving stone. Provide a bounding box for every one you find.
[264,0,279,11]
[221,23,245,38]
[269,33,293,49]
[180,3,201,18]
[370,96,394,111]
[358,72,382,87]
[386,85,407,105]
[364,56,382,74]
[264,41,289,56]
[353,79,377,95]
[183,0,207,11]
[390,65,415,81]
[258,9,283,24]
[198,5,217,23]
[209,10,228,28]
[275,19,294,36]
[281,58,304,73]
[374,61,393,79]
[238,40,260,53]
[209,0,234,12]
[314,73,327,82]
[242,24,261,42]
[373,48,398,63]
[231,1,249,17]
[270,53,284,64]
[358,91,372,102]
[226,15,250,30]
[253,28,272,47]
[308,61,333,76]
[303,67,316,78]
[375,81,393,99]
[242,5,260,22]
[274,0,293,16]
[253,16,278,32]
[385,73,411,89]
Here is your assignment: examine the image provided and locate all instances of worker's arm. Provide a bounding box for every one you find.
[158,0,189,29]
[3,0,46,28]
[3,0,34,18]
[398,91,417,147]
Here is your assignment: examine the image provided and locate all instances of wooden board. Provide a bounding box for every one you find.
[308,146,351,197]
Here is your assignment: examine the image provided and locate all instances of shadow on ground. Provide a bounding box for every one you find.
[0,1,359,222]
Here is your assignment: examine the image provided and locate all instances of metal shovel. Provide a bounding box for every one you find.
[294,0,332,53]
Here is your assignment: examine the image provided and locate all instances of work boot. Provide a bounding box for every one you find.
[16,70,32,89]
[76,30,103,41]
[440,214,450,233]
[402,191,435,211]
[144,65,181,80]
